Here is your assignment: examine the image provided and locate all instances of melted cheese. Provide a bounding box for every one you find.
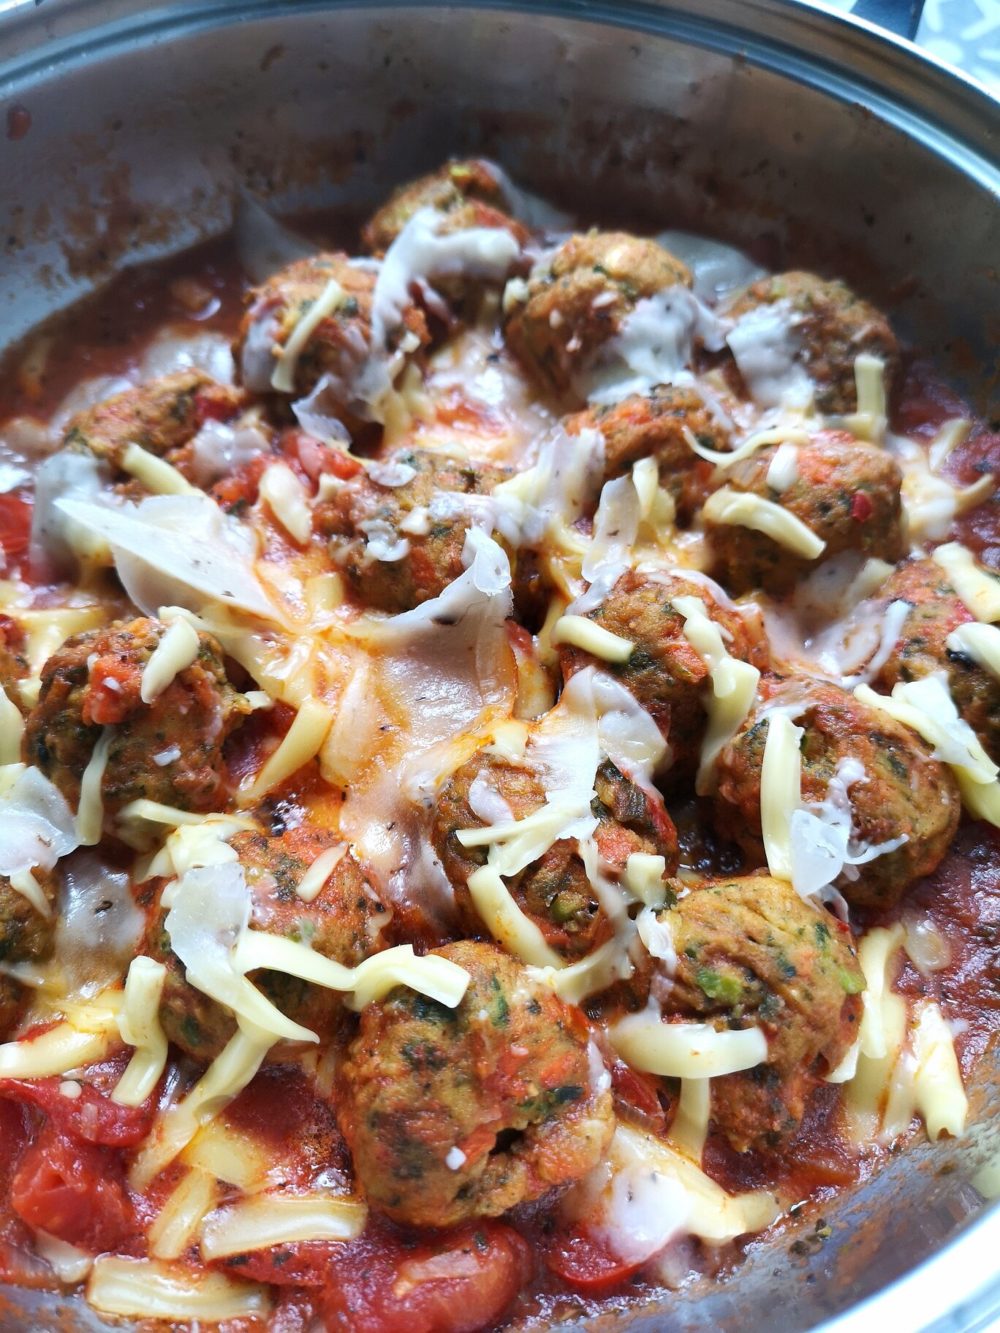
[672,595,760,794]
[933,542,1000,622]
[725,299,813,409]
[575,1124,780,1263]
[622,852,669,906]
[295,843,348,903]
[259,462,312,545]
[112,956,168,1107]
[130,1021,274,1189]
[0,998,121,1078]
[845,354,887,443]
[149,1170,218,1261]
[910,1000,968,1139]
[609,1013,768,1078]
[119,444,200,497]
[703,487,825,559]
[527,937,634,1007]
[464,864,564,968]
[855,677,998,825]
[946,622,1000,681]
[239,696,334,802]
[182,1118,269,1191]
[164,864,317,1043]
[669,1077,711,1160]
[928,418,972,472]
[200,1193,367,1259]
[75,728,114,846]
[0,685,24,765]
[35,1231,94,1285]
[271,277,346,394]
[87,1257,270,1321]
[232,934,471,1012]
[140,618,200,703]
[550,613,634,663]
[759,712,803,880]
[682,423,810,471]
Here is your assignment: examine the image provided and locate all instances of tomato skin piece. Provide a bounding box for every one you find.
[10,1126,135,1252]
[0,493,31,563]
[318,1220,532,1333]
[221,1242,340,1289]
[0,1077,156,1147]
[542,1224,643,1293]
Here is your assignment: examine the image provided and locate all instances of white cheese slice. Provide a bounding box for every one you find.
[0,762,79,878]
[765,441,800,492]
[528,935,636,1007]
[0,687,24,766]
[56,495,281,624]
[703,487,826,559]
[0,995,121,1078]
[725,299,813,409]
[163,863,318,1044]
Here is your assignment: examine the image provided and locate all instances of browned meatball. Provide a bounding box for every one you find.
[504,231,692,400]
[623,875,863,1152]
[362,159,528,256]
[0,870,57,1039]
[62,369,244,475]
[565,385,724,524]
[0,613,28,698]
[24,617,249,824]
[314,447,509,613]
[714,677,960,911]
[872,558,1000,764]
[558,569,769,776]
[725,271,900,414]
[337,940,615,1227]
[704,431,905,596]
[146,824,388,1061]
[433,753,678,959]
[234,252,430,415]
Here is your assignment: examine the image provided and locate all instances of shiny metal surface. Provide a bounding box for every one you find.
[0,2,996,1328]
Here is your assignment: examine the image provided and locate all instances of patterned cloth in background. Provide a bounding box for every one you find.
[816,0,1000,92]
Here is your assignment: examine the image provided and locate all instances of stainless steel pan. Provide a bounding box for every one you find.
[0,2,996,1328]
